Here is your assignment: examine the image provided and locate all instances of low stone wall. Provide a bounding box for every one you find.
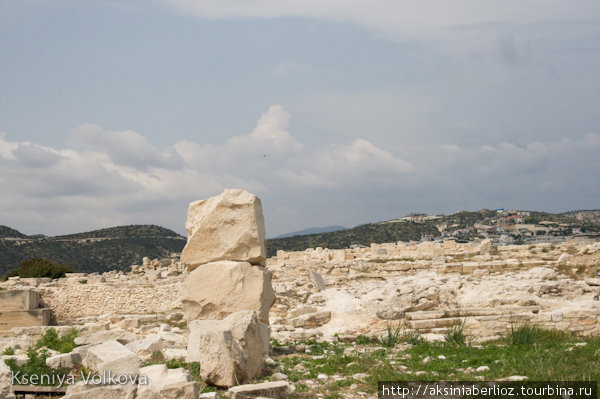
[37,276,184,322]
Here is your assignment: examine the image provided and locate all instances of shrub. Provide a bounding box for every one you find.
[2,347,15,355]
[2,258,74,280]
[36,328,79,353]
[6,349,68,386]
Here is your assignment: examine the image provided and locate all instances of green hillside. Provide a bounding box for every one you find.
[0,225,185,277]
[0,226,28,239]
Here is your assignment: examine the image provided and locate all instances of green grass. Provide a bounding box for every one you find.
[380,322,402,347]
[5,349,68,386]
[276,329,600,398]
[35,328,79,353]
[2,347,15,355]
[444,320,468,346]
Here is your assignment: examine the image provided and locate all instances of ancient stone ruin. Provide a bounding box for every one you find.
[0,189,598,398]
[181,188,275,387]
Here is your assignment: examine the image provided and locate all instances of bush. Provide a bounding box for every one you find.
[2,258,74,280]
[2,347,14,355]
[6,349,68,386]
[36,328,79,353]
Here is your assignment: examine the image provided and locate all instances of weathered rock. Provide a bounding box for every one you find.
[187,311,269,387]
[310,271,326,291]
[181,189,266,269]
[479,239,497,255]
[83,340,140,375]
[136,364,198,399]
[182,261,275,325]
[75,330,138,346]
[557,253,570,265]
[289,311,331,328]
[585,278,600,287]
[126,335,163,360]
[227,381,295,399]
[0,359,15,399]
[63,382,137,399]
[46,352,82,369]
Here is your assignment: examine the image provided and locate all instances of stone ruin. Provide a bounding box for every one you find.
[181,188,275,387]
[1,189,599,398]
[0,189,289,399]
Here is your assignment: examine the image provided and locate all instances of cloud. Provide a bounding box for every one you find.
[68,123,183,170]
[162,0,600,38]
[0,105,413,235]
[0,106,597,237]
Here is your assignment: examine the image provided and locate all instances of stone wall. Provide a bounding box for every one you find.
[2,273,185,322]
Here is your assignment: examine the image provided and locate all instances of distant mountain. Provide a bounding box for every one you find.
[272,225,347,239]
[0,225,186,278]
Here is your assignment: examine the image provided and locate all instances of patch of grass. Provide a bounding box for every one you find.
[380,322,402,347]
[401,330,425,345]
[566,246,578,254]
[541,247,549,253]
[274,335,600,397]
[36,328,79,353]
[444,320,468,347]
[356,335,371,345]
[506,323,573,346]
[78,279,87,284]
[583,248,590,255]
[2,347,15,355]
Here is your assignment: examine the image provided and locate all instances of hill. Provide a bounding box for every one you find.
[272,225,347,239]
[266,209,600,256]
[0,225,186,277]
[266,220,439,256]
[0,226,28,239]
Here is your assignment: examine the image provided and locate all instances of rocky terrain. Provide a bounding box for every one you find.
[0,191,599,399]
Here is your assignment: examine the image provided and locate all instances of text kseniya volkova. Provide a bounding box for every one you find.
[12,370,148,388]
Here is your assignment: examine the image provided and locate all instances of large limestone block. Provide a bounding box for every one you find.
[0,359,15,399]
[0,290,39,311]
[74,330,138,346]
[227,381,294,399]
[187,311,269,387]
[0,309,51,331]
[83,340,140,375]
[181,189,266,269]
[126,335,163,360]
[182,261,275,325]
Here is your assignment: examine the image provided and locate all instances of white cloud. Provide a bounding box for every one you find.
[1,106,597,237]
[0,105,412,235]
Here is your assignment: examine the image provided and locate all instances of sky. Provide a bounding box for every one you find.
[0,0,599,237]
